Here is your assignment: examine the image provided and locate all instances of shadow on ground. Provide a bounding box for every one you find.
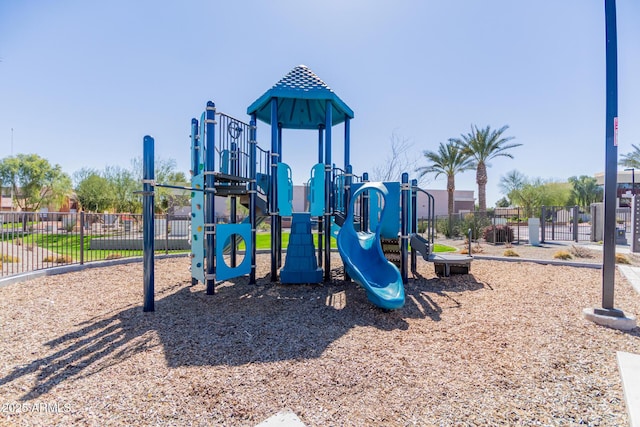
[1,267,485,400]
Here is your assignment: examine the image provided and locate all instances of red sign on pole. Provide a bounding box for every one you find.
[614,117,619,146]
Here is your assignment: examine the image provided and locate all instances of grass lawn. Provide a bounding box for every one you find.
[10,232,456,262]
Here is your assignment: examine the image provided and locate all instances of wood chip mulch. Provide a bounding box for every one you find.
[1,250,639,426]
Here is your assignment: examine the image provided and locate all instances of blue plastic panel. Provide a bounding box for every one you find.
[277,162,293,216]
[309,163,325,216]
[380,182,400,238]
[216,223,252,281]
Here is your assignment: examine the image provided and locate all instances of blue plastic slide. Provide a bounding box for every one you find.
[337,183,405,310]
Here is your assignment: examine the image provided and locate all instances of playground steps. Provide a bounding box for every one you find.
[428,253,472,277]
[280,213,323,284]
[381,237,401,267]
[239,193,268,216]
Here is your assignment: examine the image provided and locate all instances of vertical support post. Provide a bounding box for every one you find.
[270,98,279,281]
[410,179,418,274]
[324,100,332,281]
[540,206,546,244]
[249,115,257,284]
[317,125,324,269]
[601,0,618,311]
[344,118,351,216]
[191,118,199,175]
[277,123,283,268]
[80,211,85,265]
[573,205,579,242]
[205,101,216,295]
[362,172,369,232]
[632,195,640,253]
[143,135,155,312]
[400,173,409,283]
[165,212,169,254]
[230,140,237,269]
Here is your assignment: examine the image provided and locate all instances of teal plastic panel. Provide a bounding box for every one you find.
[309,163,325,216]
[277,162,293,216]
[334,174,346,212]
[380,182,400,238]
[191,174,205,283]
[215,223,252,281]
[220,149,230,174]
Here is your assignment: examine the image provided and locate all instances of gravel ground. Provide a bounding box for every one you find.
[1,245,639,426]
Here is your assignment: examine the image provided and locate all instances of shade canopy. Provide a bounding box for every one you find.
[247,64,354,130]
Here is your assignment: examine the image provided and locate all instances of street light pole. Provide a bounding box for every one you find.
[624,167,635,196]
[583,0,636,330]
[10,128,14,213]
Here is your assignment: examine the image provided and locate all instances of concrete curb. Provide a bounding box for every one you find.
[472,255,603,269]
[618,351,640,427]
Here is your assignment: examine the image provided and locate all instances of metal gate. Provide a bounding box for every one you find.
[540,206,591,242]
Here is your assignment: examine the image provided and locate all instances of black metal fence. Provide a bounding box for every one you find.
[435,206,594,244]
[0,212,189,278]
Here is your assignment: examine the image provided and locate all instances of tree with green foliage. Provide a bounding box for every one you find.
[499,169,527,205]
[568,175,602,209]
[104,165,141,213]
[452,125,521,212]
[0,154,73,211]
[499,172,572,218]
[416,141,474,236]
[619,144,640,169]
[75,171,115,212]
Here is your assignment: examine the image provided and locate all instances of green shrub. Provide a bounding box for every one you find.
[482,225,514,243]
[435,217,460,238]
[503,249,519,257]
[553,250,572,260]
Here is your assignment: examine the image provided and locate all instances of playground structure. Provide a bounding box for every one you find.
[141,65,472,312]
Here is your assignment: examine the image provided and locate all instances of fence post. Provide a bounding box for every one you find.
[80,211,85,264]
[573,205,579,242]
[540,206,546,243]
[165,212,169,255]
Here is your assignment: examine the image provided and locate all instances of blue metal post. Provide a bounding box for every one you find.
[317,125,324,269]
[205,101,216,294]
[230,140,238,268]
[344,118,351,216]
[277,123,283,268]
[411,179,418,274]
[362,172,369,232]
[270,98,279,280]
[190,118,199,175]
[600,0,619,313]
[143,135,155,312]
[400,173,409,283]
[324,100,332,281]
[249,115,257,284]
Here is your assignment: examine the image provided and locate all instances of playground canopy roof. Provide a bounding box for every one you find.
[247,64,354,130]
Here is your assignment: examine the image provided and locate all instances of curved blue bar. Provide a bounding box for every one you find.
[337,183,405,310]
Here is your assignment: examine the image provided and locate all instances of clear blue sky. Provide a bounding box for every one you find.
[1,1,639,207]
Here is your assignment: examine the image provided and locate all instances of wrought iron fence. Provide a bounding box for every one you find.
[540,206,592,242]
[434,206,593,244]
[0,211,189,278]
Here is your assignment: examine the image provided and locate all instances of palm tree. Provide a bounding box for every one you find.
[619,144,640,169]
[452,125,521,212]
[568,175,603,209]
[416,142,474,235]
